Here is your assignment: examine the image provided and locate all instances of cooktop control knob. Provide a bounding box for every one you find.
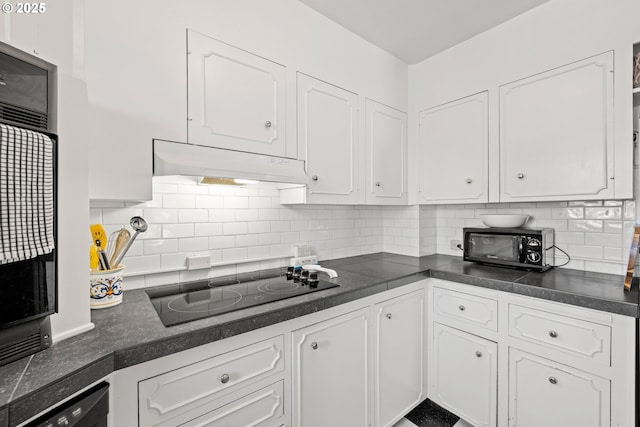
[526,251,541,263]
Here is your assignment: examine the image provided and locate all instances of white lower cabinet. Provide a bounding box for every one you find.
[508,349,610,427]
[431,324,497,427]
[180,381,285,427]
[428,279,635,427]
[138,335,285,427]
[374,290,425,427]
[291,308,370,427]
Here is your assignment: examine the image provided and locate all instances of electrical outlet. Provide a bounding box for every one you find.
[290,255,318,266]
[186,255,211,270]
[450,240,463,250]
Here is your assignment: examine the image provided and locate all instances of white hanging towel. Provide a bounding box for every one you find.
[0,123,54,264]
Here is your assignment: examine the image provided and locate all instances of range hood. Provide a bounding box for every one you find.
[153,140,308,185]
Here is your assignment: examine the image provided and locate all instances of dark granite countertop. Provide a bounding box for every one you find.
[1,252,637,425]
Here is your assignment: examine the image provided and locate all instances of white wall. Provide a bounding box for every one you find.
[0,0,94,341]
[408,0,640,204]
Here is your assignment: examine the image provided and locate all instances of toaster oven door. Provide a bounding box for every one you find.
[465,233,522,263]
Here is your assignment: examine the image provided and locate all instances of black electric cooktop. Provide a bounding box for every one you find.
[146,269,338,327]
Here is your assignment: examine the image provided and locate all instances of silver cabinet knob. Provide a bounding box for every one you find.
[375,181,381,187]
[220,373,230,384]
[549,330,558,338]
[475,351,482,358]
[311,342,318,350]
[517,173,525,179]
[548,376,557,385]
[312,175,318,181]
[459,305,466,311]
[386,313,392,320]
[265,120,272,128]
[466,178,472,184]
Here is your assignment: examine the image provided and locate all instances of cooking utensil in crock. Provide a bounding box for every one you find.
[109,227,131,268]
[90,223,110,270]
[112,216,148,267]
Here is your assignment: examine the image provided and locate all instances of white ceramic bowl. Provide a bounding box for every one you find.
[479,214,530,228]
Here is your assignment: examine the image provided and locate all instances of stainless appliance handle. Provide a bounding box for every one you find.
[519,236,526,264]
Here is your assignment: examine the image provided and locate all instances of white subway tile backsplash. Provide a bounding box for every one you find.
[551,207,584,219]
[144,239,179,255]
[223,222,248,235]
[93,176,635,281]
[568,220,603,233]
[163,194,196,209]
[195,196,224,209]
[223,247,248,261]
[209,209,236,222]
[162,224,194,238]
[584,233,621,248]
[195,223,223,236]
[209,235,236,249]
[144,209,178,223]
[178,237,209,252]
[178,209,209,223]
[585,207,622,220]
[102,208,144,225]
[235,234,260,247]
[223,196,249,209]
[235,209,260,221]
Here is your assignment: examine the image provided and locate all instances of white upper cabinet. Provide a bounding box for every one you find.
[365,99,408,205]
[499,51,614,202]
[296,73,362,204]
[418,92,488,204]
[187,30,288,158]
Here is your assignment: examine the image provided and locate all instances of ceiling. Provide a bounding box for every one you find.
[298,0,551,64]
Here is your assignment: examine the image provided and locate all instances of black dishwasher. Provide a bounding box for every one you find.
[25,382,109,427]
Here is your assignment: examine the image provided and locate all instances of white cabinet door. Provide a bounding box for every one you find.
[187,30,287,158]
[374,290,425,427]
[499,52,614,202]
[297,73,362,204]
[431,324,497,427]
[365,99,407,205]
[292,309,370,427]
[509,349,610,427]
[418,92,488,204]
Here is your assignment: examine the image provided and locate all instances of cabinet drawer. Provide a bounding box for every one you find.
[433,287,498,331]
[139,335,284,426]
[509,349,610,427]
[508,304,611,366]
[180,381,284,427]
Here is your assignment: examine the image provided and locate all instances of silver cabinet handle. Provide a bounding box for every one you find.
[475,351,482,358]
[311,342,318,350]
[549,330,558,338]
[517,173,525,179]
[220,373,230,384]
[375,181,381,187]
[548,376,557,385]
[265,120,272,128]
[466,178,472,184]
[386,313,392,319]
[459,305,466,311]
[312,175,318,181]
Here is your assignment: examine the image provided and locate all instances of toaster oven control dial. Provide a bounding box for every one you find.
[527,238,541,247]
[526,251,541,263]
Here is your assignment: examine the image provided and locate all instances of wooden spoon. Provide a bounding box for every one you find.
[109,228,131,268]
